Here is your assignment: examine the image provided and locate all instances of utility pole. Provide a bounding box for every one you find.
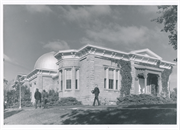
[16,75,22,109]
[19,82,21,109]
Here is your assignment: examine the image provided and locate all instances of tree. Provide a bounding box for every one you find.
[152,5,177,60]
[170,88,177,101]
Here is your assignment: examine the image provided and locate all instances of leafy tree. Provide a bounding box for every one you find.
[152,5,177,60]
[170,88,177,101]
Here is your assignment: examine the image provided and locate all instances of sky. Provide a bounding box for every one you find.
[3,5,177,90]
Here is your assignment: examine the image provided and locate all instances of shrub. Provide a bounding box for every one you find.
[47,89,59,106]
[41,90,82,106]
[170,88,177,102]
[58,97,82,106]
[117,94,175,106]
[5,86,32,108]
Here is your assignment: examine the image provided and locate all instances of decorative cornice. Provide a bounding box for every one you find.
[134,64,164,72]
[53,44,176,69]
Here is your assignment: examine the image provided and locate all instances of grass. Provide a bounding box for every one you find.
[4,104,177,125]
[4,109,23,119]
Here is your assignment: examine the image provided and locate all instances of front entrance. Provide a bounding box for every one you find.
[137,73,158,95]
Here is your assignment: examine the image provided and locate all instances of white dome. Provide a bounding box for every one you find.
[34,52,58,70]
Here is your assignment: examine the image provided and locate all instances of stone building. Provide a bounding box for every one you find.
[20,44,175,105]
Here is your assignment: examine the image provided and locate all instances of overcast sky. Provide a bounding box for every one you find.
[3,5,177,90]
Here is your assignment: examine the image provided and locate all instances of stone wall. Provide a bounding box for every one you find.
[53,77,59,91]
[42,76,53,92]
[57,54,123,105]
[78,55,94,105]
[94,57,121,105]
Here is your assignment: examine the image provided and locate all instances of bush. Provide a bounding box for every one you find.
[45,89,82,106]
[117,94,175,106]
[170,88,177,102]
[47,89,59,106]
[5,86,32,108]
[58,97,82,106]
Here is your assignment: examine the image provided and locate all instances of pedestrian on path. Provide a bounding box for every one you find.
[42,90,48,109]
[91,84,100,106]
[34,88,41,109]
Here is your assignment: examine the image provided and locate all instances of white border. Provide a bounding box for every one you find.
[1,1,179,130]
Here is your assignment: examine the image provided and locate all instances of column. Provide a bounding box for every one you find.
[158,75,162,95]
[118,70,120,90]
[106,68,109,89]
[113,69,116,90]
[62,68,65,92]
[167,81,170,98]
[58,70,61,91]
[144,73,147,94]
[72,67,75,90]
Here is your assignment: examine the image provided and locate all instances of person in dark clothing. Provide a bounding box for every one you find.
[91,84,100,106]
[34,88,41,109]
[42,90,48,109]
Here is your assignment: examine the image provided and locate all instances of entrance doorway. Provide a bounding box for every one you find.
[137,73,158,95]
[147,73,158,96]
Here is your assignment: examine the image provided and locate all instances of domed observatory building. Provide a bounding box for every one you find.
[25,52,59,103]
[20,44,176,105]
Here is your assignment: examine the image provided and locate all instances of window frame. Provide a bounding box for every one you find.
[104,66,120,91]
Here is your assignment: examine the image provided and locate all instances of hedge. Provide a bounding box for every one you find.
[117,94,175,106]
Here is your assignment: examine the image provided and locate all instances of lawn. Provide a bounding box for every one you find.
[4,104,177,125]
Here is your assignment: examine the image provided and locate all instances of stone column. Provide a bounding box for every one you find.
[64,69,66,90]
[144,73,148,94]
[158,75,162,96]
[113,69,116,90]
[87,54,95,104]
[167,74,171,98]
[58,70,61,91]
[134,76,139,95]
[118,70,120,90]
[167,81,170,98]
[62,68,65,93]
[72,67,76,90]
[106,68,109,89]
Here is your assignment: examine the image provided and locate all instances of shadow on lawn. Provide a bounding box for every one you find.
[4,110,23,119]
[123,103,177,109]
[61,106,177,124]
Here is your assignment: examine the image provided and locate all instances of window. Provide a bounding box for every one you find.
[75,69,79,89]
[104,67,120,90]
[116,80,118,90]
[75,80,78,89]
[109,69,114,89]
[104,79,106,88]
[66,80,71,89]
[61,80,63,91]
[66,69,71,89]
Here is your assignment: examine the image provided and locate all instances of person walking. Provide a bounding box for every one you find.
[42,90,48,109]
[34,88,41,109]
[91,84,100,106]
